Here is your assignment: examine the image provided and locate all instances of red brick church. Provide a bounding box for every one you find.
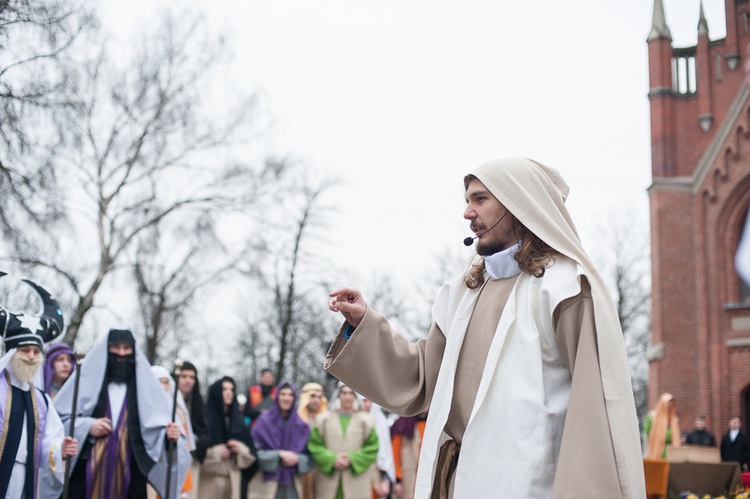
[647,0,750,437]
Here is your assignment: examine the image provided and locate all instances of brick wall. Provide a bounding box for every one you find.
[648,1,750,438]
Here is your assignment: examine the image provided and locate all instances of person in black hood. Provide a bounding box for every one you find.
[55,328,188,499]
[199,376,256,499]
[176,361,209,499]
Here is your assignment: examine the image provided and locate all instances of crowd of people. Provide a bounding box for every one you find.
[0,282,426,499]
[2,158,653,498]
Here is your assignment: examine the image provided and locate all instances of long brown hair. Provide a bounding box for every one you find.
[463,217,559,289]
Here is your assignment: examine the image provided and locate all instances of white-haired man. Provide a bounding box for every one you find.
[0,278,78,498]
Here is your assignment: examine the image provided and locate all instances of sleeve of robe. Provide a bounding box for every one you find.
[236,441,255,470]
[43,396,67,480]
[256,448,281,473]
[348,427,379,476]
[36,396,68,497]
[324,306,446,416]
[551,278,622,497]
[307,426,337,475]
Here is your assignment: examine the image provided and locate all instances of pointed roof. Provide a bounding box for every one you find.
[697,0,709,37]
[648,0,672,42]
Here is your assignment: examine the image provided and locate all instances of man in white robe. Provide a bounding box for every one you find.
[325,158,646,498]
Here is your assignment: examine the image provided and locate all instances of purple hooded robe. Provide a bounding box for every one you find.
[251,381,310,486]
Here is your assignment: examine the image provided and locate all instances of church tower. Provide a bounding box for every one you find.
[648,0,750,434]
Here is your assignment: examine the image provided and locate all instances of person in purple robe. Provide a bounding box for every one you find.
[248,381,312,499]
[43,341,76,398]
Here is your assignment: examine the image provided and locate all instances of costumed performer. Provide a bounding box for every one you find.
[0,275,78,499]
[199,376,256,499]
[43,341,76,399]
[325,157,646,498]
[307,383,379,499]
[52,327,190,499]
[248,380,311,499]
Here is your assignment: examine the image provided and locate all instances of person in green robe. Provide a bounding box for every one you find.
[307,384,378,499]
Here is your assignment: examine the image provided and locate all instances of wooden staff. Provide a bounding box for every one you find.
[63,354,83,499]
[165,359,183,499]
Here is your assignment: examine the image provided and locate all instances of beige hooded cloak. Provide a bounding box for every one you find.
[324,157,646,498]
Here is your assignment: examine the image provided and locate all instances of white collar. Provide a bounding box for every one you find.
[484,242,522,280]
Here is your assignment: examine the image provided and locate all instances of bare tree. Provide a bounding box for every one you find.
[235,174,337,388]
[132,214,249,364]
[0,0,91,229]
[594,211,651,422]
[234,317,277,394]
[2,10,286,346]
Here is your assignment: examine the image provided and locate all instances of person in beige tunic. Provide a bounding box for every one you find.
[200,376,256,499]
[325,158,646,498]
[307,384,379,499]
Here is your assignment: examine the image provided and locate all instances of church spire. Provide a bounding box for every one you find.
[648,0,672,42]
[696,0,713,132]
[697,0,709,37]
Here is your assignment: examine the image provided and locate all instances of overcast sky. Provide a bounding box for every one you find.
[102,0,727,289]
[97,1,729,369]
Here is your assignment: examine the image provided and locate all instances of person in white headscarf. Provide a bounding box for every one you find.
[326,157,646,498]
[148,365,197,499]
[361,396,396,499]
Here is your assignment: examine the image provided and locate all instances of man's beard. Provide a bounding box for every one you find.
[477,238,506,256]
[10,352,43,383]
[107,352,136,382]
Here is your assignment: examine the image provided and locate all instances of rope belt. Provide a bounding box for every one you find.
[431,439,460,499]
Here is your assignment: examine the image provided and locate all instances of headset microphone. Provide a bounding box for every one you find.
[463,210,509,246]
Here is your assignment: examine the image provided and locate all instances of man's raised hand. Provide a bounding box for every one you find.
[328,288,367,328]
